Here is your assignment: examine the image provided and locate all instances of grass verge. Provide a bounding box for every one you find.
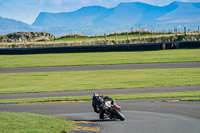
[0,49,200,68]
[0,68,200,94]
[0,91,200,104]
[1,68,200,94]
[0,112,75,133]
[55,32,169,42]
[180,97,200,101]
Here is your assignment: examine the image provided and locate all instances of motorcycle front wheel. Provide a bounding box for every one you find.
[111,107,125,121]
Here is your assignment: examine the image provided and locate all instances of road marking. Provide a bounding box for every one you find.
[167,100,180,102]
[69,120,100,133]
[54,116,101,133]
[153,99,180,103]
[74,126,100,131]
[54,116,70,119]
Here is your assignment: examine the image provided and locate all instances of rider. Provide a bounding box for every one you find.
[92,93,115,119]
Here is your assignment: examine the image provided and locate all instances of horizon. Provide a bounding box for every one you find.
[1,0,200,24]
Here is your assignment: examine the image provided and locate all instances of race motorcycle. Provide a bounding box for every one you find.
[102,100,125,121]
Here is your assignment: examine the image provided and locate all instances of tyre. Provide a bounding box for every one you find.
[111,107,125,121]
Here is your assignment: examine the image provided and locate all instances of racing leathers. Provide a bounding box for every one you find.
[92,95,114,119]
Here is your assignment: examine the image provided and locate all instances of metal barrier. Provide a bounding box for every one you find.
[0,41,199,55]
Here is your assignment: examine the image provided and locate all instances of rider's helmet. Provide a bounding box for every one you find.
[91,93,98,98]
[104,96,111,101]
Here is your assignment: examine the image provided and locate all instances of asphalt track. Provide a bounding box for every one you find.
[64,110,200,133]
[0,62,199,73]
[0,62,200,133]
[0,85,199,99]
[1,99,200,133]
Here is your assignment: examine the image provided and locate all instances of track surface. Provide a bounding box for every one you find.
[1,100,200,133]
[1,99,200,119]
[0,85,199,99]
[0,62,200,133]
[64,110,200,133]
[0,62,199,73]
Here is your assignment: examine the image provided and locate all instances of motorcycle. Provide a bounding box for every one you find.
[102,100,125,121]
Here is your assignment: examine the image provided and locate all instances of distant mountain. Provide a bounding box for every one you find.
[31,1,200,35]
[32,6,108,27]
[93,2,177,26]
[0,16,32,35]
[157,1,200,24]
[1,1,200,36]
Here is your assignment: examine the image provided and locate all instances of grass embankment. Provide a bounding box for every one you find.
[0,112,75,133]
[0,49,200,68]
[180,97,200,101]
[45,32,198,43]
[1,91,200,104]
[0,68,199,94]
[55,32,166,42]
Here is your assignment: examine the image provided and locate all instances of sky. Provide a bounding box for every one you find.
[0,0,200,24]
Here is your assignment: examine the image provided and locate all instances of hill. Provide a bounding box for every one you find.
[0,16,32,35]
[32,6,108,27]
[157,1,200,24]
[31,1,200,35]
[0,1,200,36]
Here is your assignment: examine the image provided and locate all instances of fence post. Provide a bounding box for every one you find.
[14,37,16,45]
[28,32,30,42]
[5,37,7,45]
[126,32,129,40]
[139,30,141,39]
[54,37,55,45]
[115,33,117,41]
[74,34,76,42]
[198,26,200,35]
[44,34,46,45]
[65,36,66,43]
[23,34,25,44]
[175,28,178,36]
[104,33,107,41]
[174,28,175,35]
[184,26,187,36]
[95,34,97,41]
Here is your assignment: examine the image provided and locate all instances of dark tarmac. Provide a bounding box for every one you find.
[0,85,199,99]
[1,99,200,133]
[64,110,200,133]
[0,62,199,73]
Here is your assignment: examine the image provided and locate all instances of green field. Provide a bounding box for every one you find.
[41,32,197,43]
[0,112,75,133]
[0,68,199,94]
[181,97,200,101]
[54,32,166,42]
[0,91,200,104]
[0,49,200,68]
[0,49,199,132]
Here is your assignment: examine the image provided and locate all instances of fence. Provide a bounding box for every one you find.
[0,41,199,55]
[0,26,200,46]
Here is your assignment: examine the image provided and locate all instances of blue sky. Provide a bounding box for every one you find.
[0,0,200,24]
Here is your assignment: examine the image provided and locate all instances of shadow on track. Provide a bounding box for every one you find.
[72,119,122,123]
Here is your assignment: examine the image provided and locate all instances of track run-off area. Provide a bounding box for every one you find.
[0,62,199,73]
[0,59,200,132]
